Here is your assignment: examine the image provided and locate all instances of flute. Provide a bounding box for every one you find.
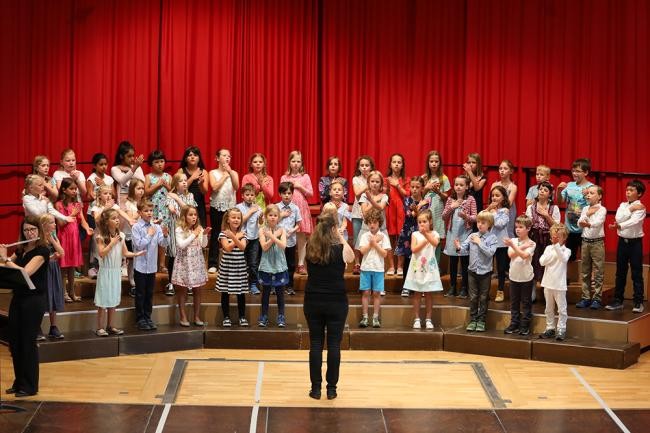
[2,238,40,248]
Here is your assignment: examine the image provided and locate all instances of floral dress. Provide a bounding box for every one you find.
[395,196,429,257]
[150,173,172,221]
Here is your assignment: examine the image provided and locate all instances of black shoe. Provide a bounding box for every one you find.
[137,320,151,331]
[309,387,321,400]
[539,329,555,339]
[327,388,337,400]
[518,327,530,336]
[457,290,468,299]
[504,324,519,334]
[5,387,16,394]
[147,320,158,330]
[15,390,36,397]
[48,326,64,339]
[444,287,457,297]
[555,330,566,341]
[285,287,296,296]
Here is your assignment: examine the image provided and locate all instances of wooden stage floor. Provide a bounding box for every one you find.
[2,347,650,432]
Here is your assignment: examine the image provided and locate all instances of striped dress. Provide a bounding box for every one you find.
[216,232,249,294]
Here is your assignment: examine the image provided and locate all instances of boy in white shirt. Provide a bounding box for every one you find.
[503,215,536,336]
[539,223,571,341]
[358,208,391,328]
[606,180,646,313]
[575,185,607,309]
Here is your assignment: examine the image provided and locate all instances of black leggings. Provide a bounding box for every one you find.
[495,247,510,291]
[261,285,285,317]
[303,295,348,391]
[220,292,246,319]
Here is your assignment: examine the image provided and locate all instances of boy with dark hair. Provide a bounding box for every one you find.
[606,180,647,313]
[236,183,263,294]
[557,158,593,262]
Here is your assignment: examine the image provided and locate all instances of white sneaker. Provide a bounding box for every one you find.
[401,289,410,297]
[413,318,421,329]
[633,303,645,313]
[425,319,434,329]
[380,291,386,296]
[386,268,395,276]
[396,268,403,276]
[208,267,217,274]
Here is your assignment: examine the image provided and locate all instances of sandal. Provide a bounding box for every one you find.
[95,328,108,337]
[64,293,73,303]
[107,327,124,335]
[73,295,82,302]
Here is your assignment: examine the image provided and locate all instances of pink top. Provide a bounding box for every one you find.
[241,173,274,207]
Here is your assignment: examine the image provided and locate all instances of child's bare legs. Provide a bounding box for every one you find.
[297,233,308,268]
[177,287,188,324]
[411,293,422,319]
[361,290,370,317]
[49,311,57,327]
[97,308,106,330]
[397,255,404,273]
[107,307,115,329]
[424,292,433,321]
[387,235,397,272]
[193,287,202,323]
[372,291,381,318]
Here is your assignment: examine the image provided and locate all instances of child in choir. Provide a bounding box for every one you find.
[94,209,144,336]
[404,210,443,329]
[86,153,115,278]
[52,148,87,200]
[217,208,249,327]
[163,173,197,296]
[173,206,210,326]
[39,214,65,339]
[455,211,497,333]
[56,178,93,303]
[145,150,172,222]
[322,201,348,240]
[607,180,646,313]
[576,185,607,309]
[326,180,351,240]
[422,151,450,264]
[396,177,429,296]
[123,179,145,296]
[358,170,389,292]
[280,151,313,275]
[111,140,145,207]
[319,156,348,205]
[89,186,134,226]
[351,155,375,274]
[23,174,74,223]
[277,182,302,295]
[132,201,169,330]
[178,146,209,226]
[442,175,477,298]
[237,183,264,294]
[503,215,536,336]
[557,158,593,261]
[384,153,409,275]
[32,155,58,201]
[462,153,487,214]
[207,148,239,274]
[358,208,391,328]
[526,181,560,300]
[539,223,571,341]
[258,204,289,327]
[525,164,551,206]
[241,152,274,210]
[485,185,510,303]
[491,160,518,238]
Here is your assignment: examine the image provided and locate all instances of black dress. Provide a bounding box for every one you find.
[303,244,348,392]
[184,167,207,227]
[9,246,49,395]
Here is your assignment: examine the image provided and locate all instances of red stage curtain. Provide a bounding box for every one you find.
[0,0,648,250]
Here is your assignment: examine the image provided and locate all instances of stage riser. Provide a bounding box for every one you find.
[71,259,648,302]
[34,327,639,369]
[43,303,633,345]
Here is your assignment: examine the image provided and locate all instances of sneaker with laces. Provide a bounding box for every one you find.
[129,286,136,298]
[504,323,519,334]
[413,318,421,329]
[401,289,410,297]
[258,315,268,327]
[107,327,124,335]
[575,299,591,308]
[36,332,47,342]
[590,300,602,310]
[359,316,369,328]
[95,328,108,337]
[372,316,381,328]
[285,287,296,296]
[466,321,477,332]
[208,267,217,274]
[519,327,530,336]
[239,317,249,327]
[148,320,158,330]
[380,291,386,296]
[425,319,434,329]
[396,268,403,276]
[277,315,286,328]
[475,321,486,332]
[48,326,64,339]
[250,285,260,295]
[633,303,645,313]
[165,283,175,296]
[457,290,468,299]
[222,317,232,327]
[555,330,566,341]
[539,328,555,339]
[605,300,624,310]
[386,268,395,276]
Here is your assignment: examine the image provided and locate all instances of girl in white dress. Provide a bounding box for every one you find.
[403,210,443,330]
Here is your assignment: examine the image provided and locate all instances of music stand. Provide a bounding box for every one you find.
[0,265,36,413]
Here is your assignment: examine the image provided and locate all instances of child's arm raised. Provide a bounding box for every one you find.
[259,228,274,251]
[97,234,120,258]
